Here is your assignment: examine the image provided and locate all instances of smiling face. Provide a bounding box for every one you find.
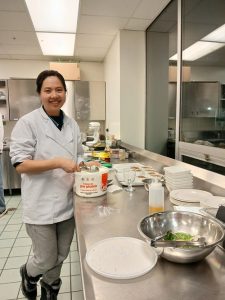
[40,76,66,116]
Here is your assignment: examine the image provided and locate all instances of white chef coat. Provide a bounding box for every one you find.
[10,107,84,224]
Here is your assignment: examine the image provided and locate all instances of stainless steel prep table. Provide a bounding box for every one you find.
[73,168,225,300]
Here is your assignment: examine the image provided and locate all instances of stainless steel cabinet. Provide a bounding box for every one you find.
[8,79,40,120]
[74,81,90,120]
[0,80,9,120]
[73,81,106,121]
[2,149,21,194]
[182,82,220,118]
[7,79,106,122]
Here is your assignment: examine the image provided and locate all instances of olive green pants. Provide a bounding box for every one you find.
[25,217,75,285]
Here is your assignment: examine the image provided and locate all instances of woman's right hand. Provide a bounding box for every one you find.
[58,158,77,173]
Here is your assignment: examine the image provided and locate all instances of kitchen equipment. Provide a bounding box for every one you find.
[8,79,40,120]
[86,122,101,147]
[138,211,225,263]
[2,148,21,194]
[74,166,108,197]
[85,237,158,279]
[151,237,206,248]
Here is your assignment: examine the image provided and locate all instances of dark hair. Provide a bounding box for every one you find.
[36,70,67,94]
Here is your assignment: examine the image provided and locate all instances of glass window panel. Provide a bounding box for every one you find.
[180,0,225,147]
[146,0,177,158]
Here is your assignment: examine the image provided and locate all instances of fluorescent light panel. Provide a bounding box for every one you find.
[37,33,75,56]
[170,41,224,61]
[170,23,225,61]
[25,0,79,56]
[25,0,79,32]
[202,24,225,43]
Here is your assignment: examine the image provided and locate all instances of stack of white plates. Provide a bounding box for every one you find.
[170,189,213,206]
[200,196,225,208]
[164,166,193,191]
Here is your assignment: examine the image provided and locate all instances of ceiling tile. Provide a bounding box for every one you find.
[75,47,107,61]
[80,0,141,18]
[0,31,39,46]
[75,47,108,57]
[0,0,171,61]
[125,18,152,31]
[0,54,11,59]
[0,11,34,31]
[133,0,170,20]
[77,15,129,34]
[0,44,41,55]
[76,33,113,48]
[0,0,26,11]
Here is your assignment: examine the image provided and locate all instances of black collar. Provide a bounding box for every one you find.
[43,106,64,130]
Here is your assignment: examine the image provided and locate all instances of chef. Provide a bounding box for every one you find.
[10,69,97,300]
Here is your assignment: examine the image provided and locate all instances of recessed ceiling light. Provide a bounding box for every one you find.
[170,41,224,61]
[25,0,80,32]
[170,23,225,61]
[25,0,79,56]
[202,24,225,43]
[36,33,75,56]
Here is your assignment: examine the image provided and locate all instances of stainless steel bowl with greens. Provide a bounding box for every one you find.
[138,211,225,263]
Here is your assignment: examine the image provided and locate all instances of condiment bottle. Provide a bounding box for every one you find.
[148,179,164,214]
[119,149,126,160]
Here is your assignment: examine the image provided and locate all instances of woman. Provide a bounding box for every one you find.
[10,70,95,300]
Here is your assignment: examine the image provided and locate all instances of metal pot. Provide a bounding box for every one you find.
[138,211,225,263]
[75,166,109,197]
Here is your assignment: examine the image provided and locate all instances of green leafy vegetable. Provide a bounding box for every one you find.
[164,230,193,241]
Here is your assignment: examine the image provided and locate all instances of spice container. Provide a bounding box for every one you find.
[119,149,126,160]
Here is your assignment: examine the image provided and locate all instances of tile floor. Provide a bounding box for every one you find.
[0,194,84,300]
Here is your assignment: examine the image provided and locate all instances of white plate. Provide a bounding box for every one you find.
[173,206,202,214]
[170,197,200,207]
[86,237,158,279]
[164,166,191,177]
[200,196,225,208]
[170,189,213,203]
[165,176,193,184]
[166,182,193,188]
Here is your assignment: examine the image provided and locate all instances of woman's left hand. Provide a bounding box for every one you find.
[86,161,101,167]
[76,160,101,172]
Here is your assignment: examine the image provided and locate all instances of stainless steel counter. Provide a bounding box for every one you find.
[74,166,225,300]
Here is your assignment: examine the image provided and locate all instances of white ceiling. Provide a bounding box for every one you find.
[0,0,170,62]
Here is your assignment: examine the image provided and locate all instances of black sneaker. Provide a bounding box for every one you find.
[40,278,62,300]
[20,264,41,300]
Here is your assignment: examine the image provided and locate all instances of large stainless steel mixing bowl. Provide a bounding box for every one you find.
[138,211,225,263]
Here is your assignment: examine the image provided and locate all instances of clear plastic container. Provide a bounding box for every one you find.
[148,179,164,214]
